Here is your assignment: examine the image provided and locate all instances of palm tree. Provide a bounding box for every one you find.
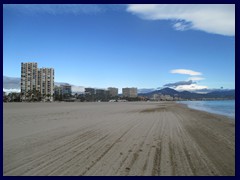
[20,92,25,102]
[42,94,46,101]
[36,90,42,101]
[47,94,51,101]
[32,89,41,101]
[26,90,32,102]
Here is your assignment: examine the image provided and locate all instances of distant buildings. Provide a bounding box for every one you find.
[54,86,62,98]
[54,84,72,100]
[21,62,54,101]
[96,89,109,101]
[122,87,138,98]
[83,87,120,102]
[85,88,95,101]
[108,87,118,97]
[95,89,105,101]
[61,85,72,97]
[151,94,179,101]
[85,88,95,95]
[19,62,144,102]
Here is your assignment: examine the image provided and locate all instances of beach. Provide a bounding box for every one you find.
[3,102,235,176]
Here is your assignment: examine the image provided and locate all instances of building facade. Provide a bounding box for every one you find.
[21,62,54,101]
[122,87,138,98]
[85,88,95,101]
[21,62,38,96]
[85,88,95,95]
[61,85,72,97]
[95,89,110,101]
[54,84,72,100]
[54,86,62,99]
[108,87,118,97]
[38,68,54,101]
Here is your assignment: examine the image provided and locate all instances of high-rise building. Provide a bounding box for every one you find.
[38,68,54,100]
[122,87,138,98]
[21,62,54,101]
[108,87,118,97]
[21,62,38,95]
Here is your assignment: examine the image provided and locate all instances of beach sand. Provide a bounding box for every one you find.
[3,102,235,176]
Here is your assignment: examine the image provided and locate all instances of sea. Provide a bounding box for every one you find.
[178,100,235,119]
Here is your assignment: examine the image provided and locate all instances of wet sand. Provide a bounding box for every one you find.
[3,102,235,176]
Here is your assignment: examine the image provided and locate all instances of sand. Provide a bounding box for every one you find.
[3,102,235,176]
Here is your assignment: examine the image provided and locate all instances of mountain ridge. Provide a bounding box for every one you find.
[139,88,235,100]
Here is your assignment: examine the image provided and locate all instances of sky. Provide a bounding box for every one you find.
[3,4,235,92]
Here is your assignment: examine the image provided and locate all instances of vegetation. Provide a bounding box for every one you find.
[3,92,21,102]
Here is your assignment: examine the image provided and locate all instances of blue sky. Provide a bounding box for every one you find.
[3,4,235,92]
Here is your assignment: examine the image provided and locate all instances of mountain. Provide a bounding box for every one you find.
[139,87,179,97]
[3,76,20,89]
[204,90,235,99]
[137,88,156,94]
[142,87,235,99]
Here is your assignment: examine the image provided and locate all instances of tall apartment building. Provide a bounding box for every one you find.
[38,68,54,100]
[21,62,38,94]
[21,62,54,101]
[108,87,118,97]
[122,87,138,98]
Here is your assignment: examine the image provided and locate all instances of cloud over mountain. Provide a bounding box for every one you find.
[164,80,195,87]
[175,84,208,91]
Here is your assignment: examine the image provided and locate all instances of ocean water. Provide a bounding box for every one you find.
[178,100,235,119]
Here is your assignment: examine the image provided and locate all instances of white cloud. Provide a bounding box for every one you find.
[3,4,104,15]
[173,21,191,31]
[170,69,202,76]
[187,76,205,81]
[175,84,208,91]
[3,88,20,94]
[127,4,235,36]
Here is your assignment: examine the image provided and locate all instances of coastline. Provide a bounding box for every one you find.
[4,102,235,176]
[176,101,235,121]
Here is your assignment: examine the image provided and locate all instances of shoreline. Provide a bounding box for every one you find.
[4,102,235,176]
[176,100,235,120]
[176,102,235,121]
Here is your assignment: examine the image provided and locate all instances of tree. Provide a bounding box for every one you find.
[26,90,33,102]
[36,90,42,101]
[42,94,46,101]
[46,94,51,101]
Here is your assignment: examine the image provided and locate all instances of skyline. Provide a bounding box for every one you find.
[3,4,235,93]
